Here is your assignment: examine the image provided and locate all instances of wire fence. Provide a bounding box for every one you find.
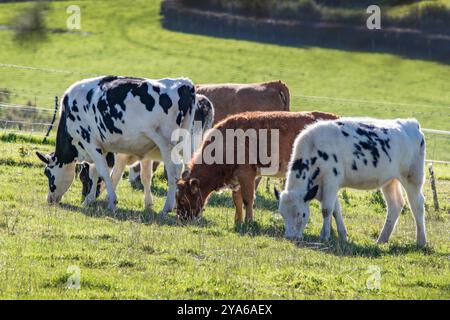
[0,62,449,165]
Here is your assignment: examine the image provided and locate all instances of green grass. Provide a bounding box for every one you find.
[0,0,449,299]
[0,138,449,299]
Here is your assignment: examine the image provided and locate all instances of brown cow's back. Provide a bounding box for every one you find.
[196,81,290,124]
[190,111,339,180]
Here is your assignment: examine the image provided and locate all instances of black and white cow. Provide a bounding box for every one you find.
[78,94,214,205]
[36,75,197,214]
[276,118,427,247]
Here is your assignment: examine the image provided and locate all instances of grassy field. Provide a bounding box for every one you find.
[0,0,449,299]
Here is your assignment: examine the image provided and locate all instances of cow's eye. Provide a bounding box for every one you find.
[303,213,306,218]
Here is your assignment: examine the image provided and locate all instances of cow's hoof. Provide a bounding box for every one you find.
[144,199,154,209]
[338,231,348,242]
[107,200,117,212]
[82,198,95,207]
[319,230,331,242]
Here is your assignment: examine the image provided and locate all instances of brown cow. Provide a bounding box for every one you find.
[176,111,339,222]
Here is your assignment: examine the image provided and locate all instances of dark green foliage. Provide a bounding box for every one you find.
[10,1,48,42]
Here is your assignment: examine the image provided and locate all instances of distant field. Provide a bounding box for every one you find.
[0,0,449,299]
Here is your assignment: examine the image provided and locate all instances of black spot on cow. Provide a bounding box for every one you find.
[78,142,85,150]
[96,148,102,154]
[332,154,338,163]
[341,130,349,137]
[159,93,172,114]
[131,82,156,112]
[336,121,344,126]
[420,138,424,147]
[353,143,364,159]
[311,167,320,181]
[292,158,309,179]
[359,123,375,130]
[377,137,391,162]
[96,77,158,136]
[76,115,81,121]
[354,124,392,166]
[352,160,358,171]
[359,140,380,167]
[152,85,160,94]
[317,150,329,161]
[79,126,91,143]
[45,167,56,192]
[97,97,123,136]
[106,152,115,168]
[310,157,317,165]
[54,96,78,167]
[67,109,76,122]
[176,85,195,126]
[86,89,94,104]
[72,100,79,113]
[98,75,119,87]
[363,158,368,166]
[333,168,339,176]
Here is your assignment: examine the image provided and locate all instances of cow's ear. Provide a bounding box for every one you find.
[182,170,190,180]
[304,185,319,202]
[189,178,200,194]
[36,151,50,164]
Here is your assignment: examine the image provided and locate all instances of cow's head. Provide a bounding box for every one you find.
[275,185,318,239]
[176,170,204,220]
[36,151,76,204]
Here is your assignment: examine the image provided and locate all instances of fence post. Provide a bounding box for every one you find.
[428,163,439,211]
[43,96,58,143]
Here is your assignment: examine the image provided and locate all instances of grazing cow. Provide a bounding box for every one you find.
[79,94,214,203]
[132,80,290,185]
[36,75,197,214]
[276,118,427,247]
[176,111,339,222]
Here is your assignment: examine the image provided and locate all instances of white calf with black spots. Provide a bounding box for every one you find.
[277,117,427,247]
[36,75,197,214]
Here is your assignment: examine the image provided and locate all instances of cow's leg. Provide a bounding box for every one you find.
[149,132,181,215]
[402,180,427,247]
[238,168,256,222]
[319,182,338,242]
[82,164,99,206]
[111,156,127,190]
[332,199,347,241]
[232,190,244,223]
[141,159,154,208]
[89,151,117,212]
[377,179,404,244]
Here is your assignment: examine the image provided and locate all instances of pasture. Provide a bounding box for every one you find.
[0,0,449,299]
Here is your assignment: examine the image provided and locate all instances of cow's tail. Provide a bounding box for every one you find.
[202,97,215,132]
[277,81,290,111]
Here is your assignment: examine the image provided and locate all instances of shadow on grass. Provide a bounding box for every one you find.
[233,220,434,258]
[59,201,212,228]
